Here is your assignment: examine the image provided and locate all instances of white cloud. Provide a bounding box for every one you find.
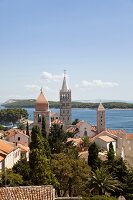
[76,80,119,88]
[40,71,64,82]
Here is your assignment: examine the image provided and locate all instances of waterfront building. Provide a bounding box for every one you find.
[97,102,106,134]
[34,89,51,133]
[60,71,72,125]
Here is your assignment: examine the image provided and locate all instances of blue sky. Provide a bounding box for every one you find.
[0,0,133,102]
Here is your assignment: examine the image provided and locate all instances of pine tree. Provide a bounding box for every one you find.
[88,142,100,171]
[107,142,115,163]
[26,121,29,136]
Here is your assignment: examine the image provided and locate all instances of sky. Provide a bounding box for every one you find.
[0,0,133,102]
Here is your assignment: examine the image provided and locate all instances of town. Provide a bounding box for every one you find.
[0,72,132,200]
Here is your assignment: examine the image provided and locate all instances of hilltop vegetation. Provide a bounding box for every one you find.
[2,99,133,109]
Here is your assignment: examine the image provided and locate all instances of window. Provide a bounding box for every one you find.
[38,114,41,123]
[18,137,20,141]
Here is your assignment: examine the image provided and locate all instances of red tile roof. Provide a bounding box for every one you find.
[0,186,54,200]
[0,139,15,154]
[126,134,133,140]
[67,138,83,147]
[51,119,64,125]
[106,129,126,135]
[66,126,77,133]
[7,129,29,138]
[98,135,115,143]
[18,144,29,152]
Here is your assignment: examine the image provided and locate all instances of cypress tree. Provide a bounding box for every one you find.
[107,142,115,163]
[26,121,29,136]
[88,142,100,171]
[29,125,56,185]
[42,115,47,138]
[48,124,66,154]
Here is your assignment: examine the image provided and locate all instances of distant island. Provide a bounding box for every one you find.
[2,99,133,109]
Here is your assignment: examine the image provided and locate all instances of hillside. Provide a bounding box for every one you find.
[2,99,133,109]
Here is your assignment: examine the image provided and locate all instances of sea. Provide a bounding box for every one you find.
[1,106,133,133]
[23,107,133,133]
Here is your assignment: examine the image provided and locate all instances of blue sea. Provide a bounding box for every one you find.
[1,106,133,133]
[26,107,133,133]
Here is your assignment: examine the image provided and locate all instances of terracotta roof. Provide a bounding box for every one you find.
[51,119,63,125]
[67,138,83,146]
[0,186,54,200]
[7,129,29,138]
[0,139,15,154]
[106,129,126,135]
[98,135,116,143]
[126,134,133,140]
[66,126,77,133]
[18,144,29,152]
[35,89,48,111]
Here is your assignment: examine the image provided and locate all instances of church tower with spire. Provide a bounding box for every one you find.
[60,71,71,125]
[97,102,106,134]
[34,88,51,133]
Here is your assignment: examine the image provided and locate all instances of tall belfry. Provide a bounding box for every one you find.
[60,71,72,125]
[34,88,51,133]
[97,102,106,134]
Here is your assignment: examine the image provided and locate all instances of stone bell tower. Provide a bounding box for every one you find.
[34,88,51,133]
[60,71,71,125]
[97,102,106,134]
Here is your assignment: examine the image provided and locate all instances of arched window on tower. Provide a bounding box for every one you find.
[38,114,42,123]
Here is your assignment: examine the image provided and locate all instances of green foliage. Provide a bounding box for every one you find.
[3,99,133,109]
[29,125,57,186]
[18,123,25,130]
[13,159,30,185]
[72,118,79,125]
[0,125,7,131]
[30,125,43,150]
[64,141,79,159]
[82,136,90,148]
[48,124,67,154]
[83,196,117,200]
[42,115,47,138]
[107,142,115,164]
[0,108,28,124]
[29,148,57,185]
[111,157,128,183]
[26,121,29,136]
[88,168,121,196]
[51,153,90,197]
[88,143,100,171]
[0,169,23,186]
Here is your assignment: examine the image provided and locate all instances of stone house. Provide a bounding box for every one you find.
[7,128,30,147]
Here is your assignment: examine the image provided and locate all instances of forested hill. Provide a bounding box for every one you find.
[2,99,133,109]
